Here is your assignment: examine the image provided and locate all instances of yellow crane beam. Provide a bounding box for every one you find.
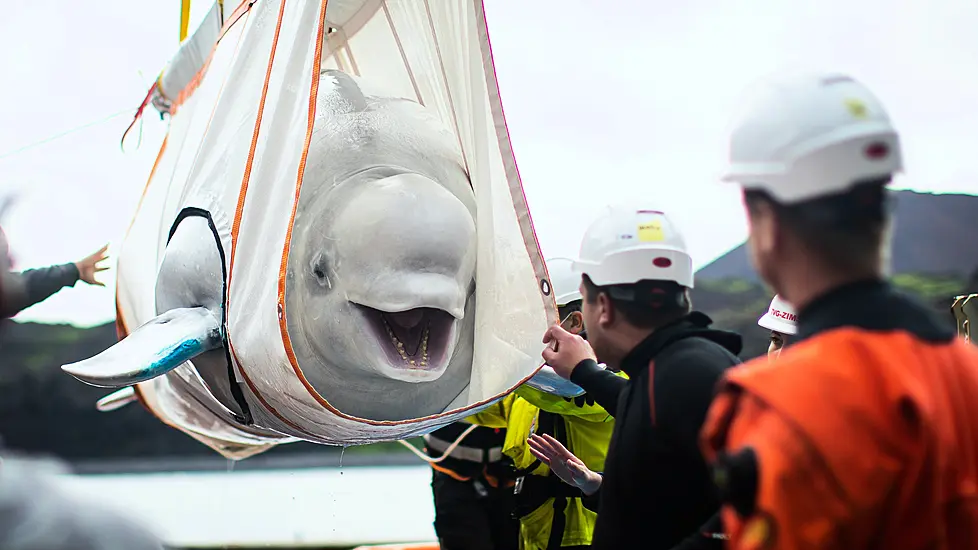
[180,0,191,42]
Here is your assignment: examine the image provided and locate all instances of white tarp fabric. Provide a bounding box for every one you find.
[116,0,556,455]
[151,0,225,113]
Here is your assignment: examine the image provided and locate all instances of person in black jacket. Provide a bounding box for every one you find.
[0,226,109,318]
[423,422,519,550]
[539,206,741,550]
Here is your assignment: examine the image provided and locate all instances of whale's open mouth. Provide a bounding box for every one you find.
[356,305,456,372]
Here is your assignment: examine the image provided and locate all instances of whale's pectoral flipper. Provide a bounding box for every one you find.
[95,387,139,412]
[62,307,223,388]
[525,365,587,398]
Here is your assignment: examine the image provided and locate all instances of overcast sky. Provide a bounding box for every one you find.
[1,0,976,327]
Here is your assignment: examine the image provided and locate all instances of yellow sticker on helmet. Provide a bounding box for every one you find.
[637,220,665,242]
[844,98,868,120]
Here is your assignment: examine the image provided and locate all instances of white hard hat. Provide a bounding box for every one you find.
[546,257,584,306]
[572,206,694,288]
[722,71,903,205]
[757,295,798,335]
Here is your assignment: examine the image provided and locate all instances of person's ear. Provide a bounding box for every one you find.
[565,311,585,335]
[597,293,615,328]
[747,199,777,259]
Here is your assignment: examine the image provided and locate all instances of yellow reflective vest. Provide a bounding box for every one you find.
[466,374,626,550]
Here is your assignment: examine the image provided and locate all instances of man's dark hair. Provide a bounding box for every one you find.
[581,275,690,329]
[743,177,892,274]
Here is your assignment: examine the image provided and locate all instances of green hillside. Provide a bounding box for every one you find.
[691,272,974,359]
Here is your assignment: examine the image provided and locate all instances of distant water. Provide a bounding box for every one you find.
[53,465,437,548]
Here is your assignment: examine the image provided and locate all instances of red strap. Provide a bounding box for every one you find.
[120,82,158,151]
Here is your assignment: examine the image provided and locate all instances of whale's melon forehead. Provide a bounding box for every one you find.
[290,68,477,297]
[329,173,476,274]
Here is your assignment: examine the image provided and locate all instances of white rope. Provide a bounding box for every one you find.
[397,423,479,464]
[0,108,133,162]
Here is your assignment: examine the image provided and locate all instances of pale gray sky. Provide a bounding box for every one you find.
[1,0,976,327]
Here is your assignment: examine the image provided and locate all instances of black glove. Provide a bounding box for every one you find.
[562,393,596,408]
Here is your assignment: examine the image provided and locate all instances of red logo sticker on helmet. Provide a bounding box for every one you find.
[770,309,797,322]
[653,257,672,268]
[864,142,889,160]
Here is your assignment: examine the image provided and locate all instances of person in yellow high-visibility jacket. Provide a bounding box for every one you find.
[467,258,627,550]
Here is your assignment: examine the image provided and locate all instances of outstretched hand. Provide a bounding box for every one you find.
[527,433,602,495]
[74,244,110,287]
[541,323,596,380]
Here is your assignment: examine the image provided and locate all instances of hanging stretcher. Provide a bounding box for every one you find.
[66,0,561,459]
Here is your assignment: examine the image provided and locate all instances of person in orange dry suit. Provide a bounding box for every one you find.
[700,70,978,549]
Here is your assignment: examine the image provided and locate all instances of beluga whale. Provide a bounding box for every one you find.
[65,69,477,422]
[283,69,478,415]
[62,0,556,457]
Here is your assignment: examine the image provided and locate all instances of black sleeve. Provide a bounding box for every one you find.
[653,343,731,459]
[569,359,628,417]
[655,342,732,550]
[1,263,80,317]
[581,483,601,511]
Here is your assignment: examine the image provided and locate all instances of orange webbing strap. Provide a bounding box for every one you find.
[430,462,472,482]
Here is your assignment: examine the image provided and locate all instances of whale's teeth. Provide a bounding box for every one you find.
[419,325,429,368]
[382,317,429,367]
